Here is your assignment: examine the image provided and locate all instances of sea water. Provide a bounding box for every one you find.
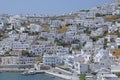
[0,72,64,80]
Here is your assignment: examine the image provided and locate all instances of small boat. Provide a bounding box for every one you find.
[22,71,36,75]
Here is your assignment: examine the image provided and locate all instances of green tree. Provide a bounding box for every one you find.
[90,37,99,42]
[84,28,91,35]
[47,52,53,55]
[95,13,101,17]
[79,74,86,80]
[69,50,72,54]
[39,37,47,41]
[103,39,108,49]
[5,51,11,56]
[21,50,30,56]
[83,42,86,47]
[114,30,120,37]
[71,39,80,44]
[110,38,115,42]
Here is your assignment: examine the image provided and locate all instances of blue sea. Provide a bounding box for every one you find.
[0,72,64,80]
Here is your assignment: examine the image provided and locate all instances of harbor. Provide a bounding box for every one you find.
[0,67,79,80]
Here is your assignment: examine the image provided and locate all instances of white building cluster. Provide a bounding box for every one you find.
[0,1,120,79]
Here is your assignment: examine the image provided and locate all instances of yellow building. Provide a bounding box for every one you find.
[112,49,120,57]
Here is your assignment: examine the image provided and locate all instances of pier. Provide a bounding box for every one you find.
[45,71,79,80]
[0,68,27,72]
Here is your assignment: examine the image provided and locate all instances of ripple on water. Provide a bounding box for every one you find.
[0,72,64,80]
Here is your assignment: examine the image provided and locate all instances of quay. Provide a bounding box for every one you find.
[0,68,27,72]
[45,71,79,80]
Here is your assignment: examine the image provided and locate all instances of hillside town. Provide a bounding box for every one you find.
[0,0,120,80]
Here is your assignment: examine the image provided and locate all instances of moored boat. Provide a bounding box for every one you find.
[22,71,36,75]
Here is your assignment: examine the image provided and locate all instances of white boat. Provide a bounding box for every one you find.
[22,71,36,75]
